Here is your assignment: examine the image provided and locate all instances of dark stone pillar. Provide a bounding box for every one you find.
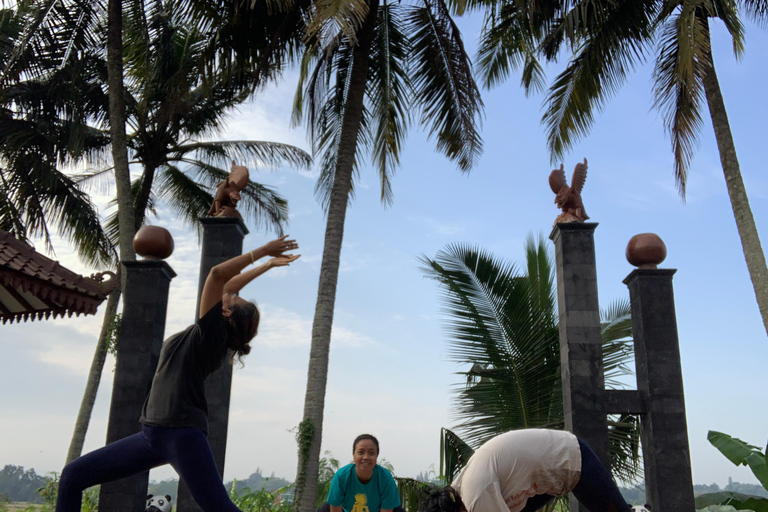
[177,217,248,512]
[550,223,608,512]
[624,269,695,512]
[99,260,176,512]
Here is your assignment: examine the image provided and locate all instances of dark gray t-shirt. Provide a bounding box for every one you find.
[140,301,229,432]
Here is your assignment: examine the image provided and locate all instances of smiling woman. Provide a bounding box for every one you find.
[318,434,405,512]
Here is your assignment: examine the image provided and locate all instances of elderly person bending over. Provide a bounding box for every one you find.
[421,429,633,512]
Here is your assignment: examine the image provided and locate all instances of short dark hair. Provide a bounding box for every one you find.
[353,434,380,455]
[420,487,464,512]
[227,301,260,364]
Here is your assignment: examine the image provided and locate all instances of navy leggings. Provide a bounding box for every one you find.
[56,425,242,512]
[520,439,632,512]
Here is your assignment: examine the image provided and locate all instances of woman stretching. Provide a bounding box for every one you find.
[421,429,633,512]
[55,236,300,512]
[318,434,404,512]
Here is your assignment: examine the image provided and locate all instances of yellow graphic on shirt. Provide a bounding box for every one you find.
[351,494,370,512]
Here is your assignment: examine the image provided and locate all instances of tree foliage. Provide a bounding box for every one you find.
[0,1,312,268]
[0,465,47,504]
[421,235,641,484]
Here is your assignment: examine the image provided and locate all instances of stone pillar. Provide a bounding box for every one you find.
[624,268,695,512]
[99,260,176,512]
[550,223,608,512]
[177,217,248,512]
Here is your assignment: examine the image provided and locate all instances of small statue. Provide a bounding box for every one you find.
[549,158,589,224]
[208,161,250,218]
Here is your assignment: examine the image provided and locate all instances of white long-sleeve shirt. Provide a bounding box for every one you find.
[452,429,581,512]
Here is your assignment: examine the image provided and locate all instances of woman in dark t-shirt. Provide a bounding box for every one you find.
[55,236,300,512]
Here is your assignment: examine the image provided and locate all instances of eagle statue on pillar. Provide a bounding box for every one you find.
[549,158,589,224]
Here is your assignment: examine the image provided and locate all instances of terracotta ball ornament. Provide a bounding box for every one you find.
[133,225,175,260]
[626,233,666,269]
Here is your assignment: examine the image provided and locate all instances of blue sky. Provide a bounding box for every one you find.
[1,12,767,490]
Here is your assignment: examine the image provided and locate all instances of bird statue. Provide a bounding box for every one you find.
[549,158,589,224]
[208,161,250,218]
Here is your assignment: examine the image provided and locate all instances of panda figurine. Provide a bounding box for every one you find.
[146,494,172,512]
[631,505,651,512]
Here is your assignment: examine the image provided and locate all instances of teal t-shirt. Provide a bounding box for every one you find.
[327,464,400,512]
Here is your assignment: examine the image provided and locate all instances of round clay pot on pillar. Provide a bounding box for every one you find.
[626,233,666,269]
[133,225,174,260]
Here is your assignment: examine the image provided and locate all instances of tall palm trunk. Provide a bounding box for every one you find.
[65,0,137,464]
[134,165,157,230]
[107,0,136,262]
[66,279,121,464]
[701,16,768,338]
[294,2,380,511]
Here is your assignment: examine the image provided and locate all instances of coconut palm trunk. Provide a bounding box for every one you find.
[295,2,380,510]
[66,283,121,464]
[107,0,136,264]
[700,15,768,338]
[64,0,136,464]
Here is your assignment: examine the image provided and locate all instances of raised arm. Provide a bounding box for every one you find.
[199,235,299,318]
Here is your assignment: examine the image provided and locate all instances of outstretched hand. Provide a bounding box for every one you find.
[268,253,301,268]
[261,235,299,257]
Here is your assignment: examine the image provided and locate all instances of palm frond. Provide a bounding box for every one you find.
[439,428,475,482]
[298,33,370,211]
[476,1,545,94]
[651,4,709,197]
[741,0,768,25]
[305,0,371,45]
[291,43,323,127]
[2,0,104,82]
[420,241,561,446]
[608,414,643,484]
[173,140,312,171]
[367,2,410,205]
[426,236,640,482]
[170,162,290,235]
[1,155,115,267]
[185,0,306,89]
[406,0,483,171]
[102,174,159,246]
[711,0,745,57]
[156,164,216,232]
[600,298,634,388]
[542,0,656,161]
[0,168,30,241]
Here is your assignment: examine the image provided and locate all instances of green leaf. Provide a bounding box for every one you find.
[695,491,768,512]
[424,234,640,483]
[708,430,762,466]
[745,451,768,491]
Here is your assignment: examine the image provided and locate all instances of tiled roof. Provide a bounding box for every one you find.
[0,230,118,324]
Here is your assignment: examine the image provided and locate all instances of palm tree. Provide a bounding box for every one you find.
[420,235,641,486]
[0,3,115,265]
[68,3,311,463]
[0,1,311,463]
[290,0,484,509]
[471,0,768,338]
[80,2,311,238]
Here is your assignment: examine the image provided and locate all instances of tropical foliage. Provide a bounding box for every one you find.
[289,0,484,508]
[1,1,311,266]
[468,0,768,338]
[695,431,768,512]
[229,482,294,512]
[421,235,641,484]
[0,0,311,466]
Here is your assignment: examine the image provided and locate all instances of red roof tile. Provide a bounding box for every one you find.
[0,230,118,324]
